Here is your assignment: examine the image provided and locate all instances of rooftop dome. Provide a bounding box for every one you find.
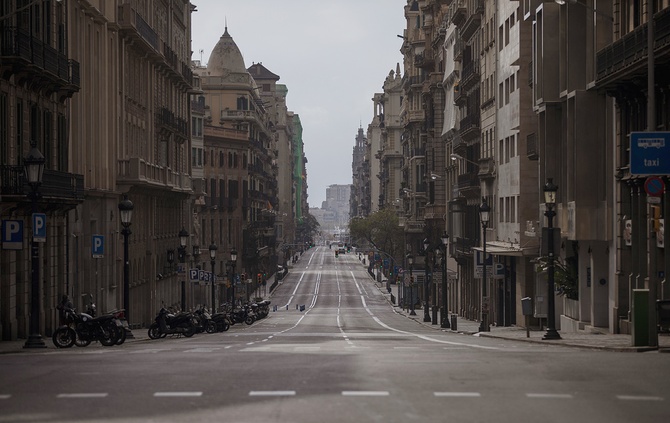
[207,27,246,76]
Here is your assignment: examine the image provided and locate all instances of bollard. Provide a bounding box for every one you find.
[299,304,305,312]
[450,314,457,331]
[286,305,289,310]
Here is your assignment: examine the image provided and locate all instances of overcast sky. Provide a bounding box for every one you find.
[191,0,407,208]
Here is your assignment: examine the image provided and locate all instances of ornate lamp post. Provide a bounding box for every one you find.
[440,231,451,329]
[230,248,237,305]
[178,228,188,311]
[543,178,562,340]
[209,244,217,312]
[423,238,431,322]
[118,194,134,336]
[407,253,416,316]
[479,198,491,332]
[23,146,46,349]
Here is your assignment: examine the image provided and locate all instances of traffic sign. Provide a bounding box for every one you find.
[2,220,23,250]
[32,213,46,242]
[644,176,665,197]
[92,235,104,258]
[630,132,670,176]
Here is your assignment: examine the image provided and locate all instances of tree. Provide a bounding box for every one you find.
[535,256,578,300]
[349,207,404,263]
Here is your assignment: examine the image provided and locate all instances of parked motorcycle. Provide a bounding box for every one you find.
[148,307,197,339]
[230,303,256,325]
[209,307,232,333]
[105,309,129,345]
[53,305,119,348]
[254,300,271,319]
[193,305,214,334]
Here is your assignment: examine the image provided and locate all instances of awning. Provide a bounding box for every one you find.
[473,241,537,257]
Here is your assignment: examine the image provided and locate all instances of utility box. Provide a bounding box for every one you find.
[521,297,533,316]
[632,289,649,346]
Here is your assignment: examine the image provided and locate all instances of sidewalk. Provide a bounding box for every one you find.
[371,277,670,353]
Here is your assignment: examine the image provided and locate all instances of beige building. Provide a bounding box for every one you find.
[1,0,196,340]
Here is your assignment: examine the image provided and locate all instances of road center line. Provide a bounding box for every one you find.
[616,395,663,401]
[154,392,202,397]
[57,393,108,398]
[0,395,11,399]
[434,392,481,397]
[342,391,389,396]
[249,391,296,396]
[526,393,573,399]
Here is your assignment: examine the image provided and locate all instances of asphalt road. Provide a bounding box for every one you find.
[1,247,668,423]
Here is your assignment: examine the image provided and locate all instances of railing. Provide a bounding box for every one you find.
[596,8,670,81]
[117,157,190,190]
[0,166,84,200]
[1,27,80,90]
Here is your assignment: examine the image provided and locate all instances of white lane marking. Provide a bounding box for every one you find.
[373,316,500,350]
[616,395,663,401]
[434,392,481,397]
[0,395,11,399]
[526,393,574,399]
[393,346,420,350]
[249,391,296,396]
[154,392,202,397]
[57,393,108,398]
[342,391,389,397]
[184,348,220,353]
[130,348,170,354]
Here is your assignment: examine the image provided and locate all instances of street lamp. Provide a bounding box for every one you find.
[423,238,431,322]
[117,194,134,339]
[407,253,416,316]
[543,179,561,340]
[178,228,188,311]
[23,146,46,349]
[440,231,451,329]
[479,198,490,332]
[209,244,217,312]
[230,247,238,306]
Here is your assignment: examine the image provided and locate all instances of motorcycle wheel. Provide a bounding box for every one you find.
[99,323,118,346]
[220,321,230,332]
[183,323,196,338]
[74,333,91,347]
[115,327,127,345]
[148,323,162,340]
[52,327,75,348]
[245,316,254,325]
[205,321,217,334]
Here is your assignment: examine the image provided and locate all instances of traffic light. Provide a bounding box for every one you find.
[257,273,262,283]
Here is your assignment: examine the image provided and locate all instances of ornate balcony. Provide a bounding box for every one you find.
[0,27,80,99]
[0,166,84,207]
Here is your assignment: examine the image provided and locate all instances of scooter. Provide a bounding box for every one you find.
[148,306,196,339]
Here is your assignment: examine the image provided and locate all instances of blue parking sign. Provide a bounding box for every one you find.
[2,220,23,250]
[92,235,104,258]
[32,213,46,242]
